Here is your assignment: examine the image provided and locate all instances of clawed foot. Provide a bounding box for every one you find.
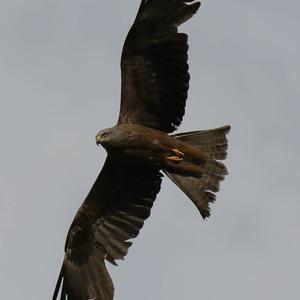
[166,148,185,162]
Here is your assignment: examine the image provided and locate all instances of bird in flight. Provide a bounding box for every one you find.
[53,1,230,299]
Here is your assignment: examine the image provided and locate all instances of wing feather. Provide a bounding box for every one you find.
[118,0,201,132]
[53,157,162,300]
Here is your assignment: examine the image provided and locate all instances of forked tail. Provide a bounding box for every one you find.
[165,125,230,219]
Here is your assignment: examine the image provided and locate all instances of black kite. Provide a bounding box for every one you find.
[53,1,230,299]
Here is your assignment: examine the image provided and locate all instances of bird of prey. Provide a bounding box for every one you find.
[53,1,230,299]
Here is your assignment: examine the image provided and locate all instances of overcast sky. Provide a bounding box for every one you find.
[1,1,299,299]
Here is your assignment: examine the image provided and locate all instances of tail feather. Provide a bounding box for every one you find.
[173,125,230,160]
[165,171,218,219]
[166,125,230,218]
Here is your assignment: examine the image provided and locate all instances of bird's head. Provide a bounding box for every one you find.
[95,127,114,147]
[96,125,130,152]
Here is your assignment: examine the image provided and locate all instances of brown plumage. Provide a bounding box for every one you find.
[119,0,200,131]
[53,1,230,299]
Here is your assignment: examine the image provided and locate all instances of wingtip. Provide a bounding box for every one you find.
[190,1,201,12]
[52,261,64,300]
[187,1,202,16]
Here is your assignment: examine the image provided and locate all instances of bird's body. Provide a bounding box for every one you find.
[53,1,230,299]
[97,123,228,178]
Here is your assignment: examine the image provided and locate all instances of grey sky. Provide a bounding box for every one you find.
[0,1,299,299]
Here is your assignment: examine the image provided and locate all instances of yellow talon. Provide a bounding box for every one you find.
[166,148,185,162]
[170,148,184,158]
[166,155,184,162]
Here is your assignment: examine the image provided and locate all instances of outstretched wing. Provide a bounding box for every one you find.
[53,157,162,300]
[118,0,201,133]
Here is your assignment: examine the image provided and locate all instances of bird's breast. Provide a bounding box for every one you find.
[109,124,171,166]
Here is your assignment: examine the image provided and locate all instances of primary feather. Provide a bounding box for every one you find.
[119,0,201,132]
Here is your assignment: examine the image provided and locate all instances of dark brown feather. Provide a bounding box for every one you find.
[173,125,231,160]
[165,126,230,218]
[53,158,162,299]
[118,0,201,132]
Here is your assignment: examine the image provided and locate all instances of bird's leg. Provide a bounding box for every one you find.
[166,148,185,162]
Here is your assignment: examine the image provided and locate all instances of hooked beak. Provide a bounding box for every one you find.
[95,134,102,146]
[95,134,109,146]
